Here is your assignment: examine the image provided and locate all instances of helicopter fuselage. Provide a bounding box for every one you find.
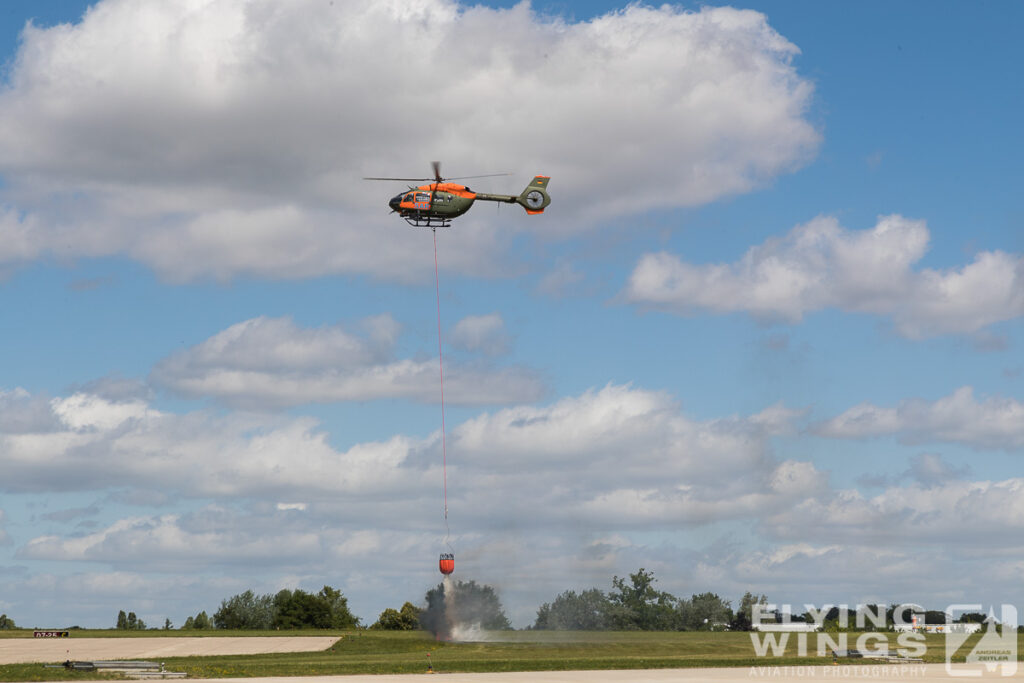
[389,182,477,227]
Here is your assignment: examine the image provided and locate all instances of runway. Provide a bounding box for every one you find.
[182,664,1021,681]
[2,638,1020,680]
[0,636,339,664]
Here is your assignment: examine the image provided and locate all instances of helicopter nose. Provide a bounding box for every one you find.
[389,195,401,211]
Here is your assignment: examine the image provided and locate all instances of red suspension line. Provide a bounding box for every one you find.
[432,228,450,543]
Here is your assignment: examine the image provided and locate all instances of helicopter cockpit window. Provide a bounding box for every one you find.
[403,193,414,203]
[415,192,430,202]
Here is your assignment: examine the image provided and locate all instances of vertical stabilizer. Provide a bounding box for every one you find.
[517,176,551,214]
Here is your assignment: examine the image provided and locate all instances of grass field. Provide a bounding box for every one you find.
[0,631,322,639]
[0,629,1018,681]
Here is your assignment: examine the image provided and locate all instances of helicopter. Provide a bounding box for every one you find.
[365,162,551,228]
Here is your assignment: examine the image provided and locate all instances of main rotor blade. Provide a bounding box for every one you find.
[443,172,514,181]
[432,161,442,183]
[364,171,514,182]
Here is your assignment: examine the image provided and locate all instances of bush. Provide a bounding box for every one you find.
[371,602,421,630]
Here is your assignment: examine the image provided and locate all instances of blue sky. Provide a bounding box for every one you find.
[0,0,1022,629]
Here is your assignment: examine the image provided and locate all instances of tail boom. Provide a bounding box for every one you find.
[474,175,552,214]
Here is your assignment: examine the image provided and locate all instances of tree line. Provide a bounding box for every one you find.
[84,569,1001,632]
[105,580,510,633]
[530,570,997,631]
[532,568,749,631]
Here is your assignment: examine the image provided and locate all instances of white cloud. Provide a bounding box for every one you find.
[568,458,824,527]
[150,315,544,408]
[447,385,817,529]
[726,543,970,602]
[0,0,817,281]
[0,384,811,533]
[0,387,60,433]
[20,512,323,566]
[623,214,1024,337]
[0,390,430,501]
[815,386,1024,449]
[11,383,1024,624]
[17,508,412,573]
[50,392,155,431]
[762,478,1024,551]
[449,313,510,355]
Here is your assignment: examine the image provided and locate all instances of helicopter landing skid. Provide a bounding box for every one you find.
[403,215,452,229]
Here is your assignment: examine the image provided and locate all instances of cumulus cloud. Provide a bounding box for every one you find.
[150,315,544,408]
[1,381,836,624]
[623,214,1024,338]
[814,386,1024,449]
[761,477,1024,551]
[13,382,1024,623]
[0,390,431,502]
[0,387,60,433]
[16,505,429,576]
[51,392,154,431]
[1,384,812,531]
[447,386,816,529]
[726,542,984,603]
[0,0,817,281]
[20,511,322,567]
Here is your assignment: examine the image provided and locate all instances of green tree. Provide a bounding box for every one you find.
[371,602,421,630]
[398,601,421,629]
[163,618,172,630]
[606,568,679,630]
[193,611,211,630]
[856,604,888,630]
[0,614,16,630]
[182,616,195,630]
[534,589,611,630]
[958,612,987,624]
[214,590,275,630]
[317,586,360,629]
[116,610,128,630]
[731,592,767,631]
[371,608,404,630]
[677,592,732,631]
[272,589,330,629]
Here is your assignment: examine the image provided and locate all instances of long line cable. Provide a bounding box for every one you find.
[432,226,451,549]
